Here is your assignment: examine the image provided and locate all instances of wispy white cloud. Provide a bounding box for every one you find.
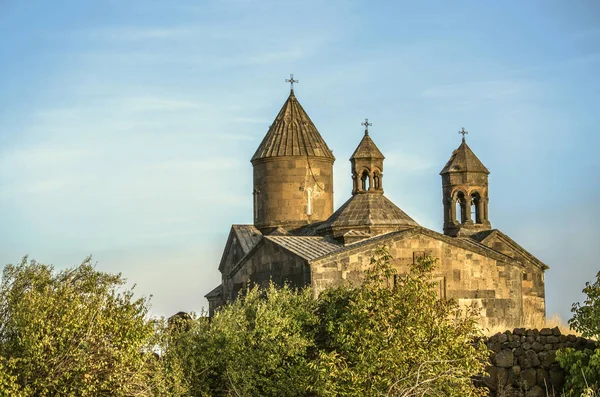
[86,26,197,41]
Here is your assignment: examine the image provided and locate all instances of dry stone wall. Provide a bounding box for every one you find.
[482,327,598,397]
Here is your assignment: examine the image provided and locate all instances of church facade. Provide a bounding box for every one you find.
[205,86,547,329]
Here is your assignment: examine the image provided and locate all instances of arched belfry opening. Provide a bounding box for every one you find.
[455,191,469,224]
[440,129,491,237]
[471,191,484,224]
[360,170,370,191]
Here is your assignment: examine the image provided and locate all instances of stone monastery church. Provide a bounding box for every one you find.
[206,82,547,329]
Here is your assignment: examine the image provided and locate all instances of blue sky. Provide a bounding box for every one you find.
[0,0,598,322]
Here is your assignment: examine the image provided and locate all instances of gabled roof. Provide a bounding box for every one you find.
[228,235,341,278]
[264,235,341,261]
[440,140,489,175]
[470,229,549,270]
[218,225,263,272]
[251,91,335,162]
[204,284,223,299]
[318,193,419,230]
[350,133,385,160]
[310,226,519,265]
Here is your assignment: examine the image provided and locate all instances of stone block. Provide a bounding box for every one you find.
[551,326,561,336]
[519,368,537,390]
[496,349,515,368]
[540,328,552,336]
[526,385,545,397]
[538,336,546,344]
[538,350,557,368]
[531,342,545,353]
[549,367,565,391]
[519,349,540,369]
[536,368,549,387]
[546,335,559,344]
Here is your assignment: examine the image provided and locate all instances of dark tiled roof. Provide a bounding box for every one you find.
[232,225,263,254]
[251,91,335,162]
[264,235,341,261]
[350,133,385,160]
[205,284,223,299]
[219,225,263,273]
[440,140,489,174]
[318,193,419,230]
[470,229,497,243]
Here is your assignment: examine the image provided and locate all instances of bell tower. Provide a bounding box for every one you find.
[251,76,335,232]
[440,128,491,237]
[350,119,385,195]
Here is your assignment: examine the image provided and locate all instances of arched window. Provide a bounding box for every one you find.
[471,192,482,224]
[361,170,370,191]
[306,188,313,215]
[373,172,380,190]
[455,191,469,224]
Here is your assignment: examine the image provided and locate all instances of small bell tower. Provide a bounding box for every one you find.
[350,119,385,195]
[440,128,491,237]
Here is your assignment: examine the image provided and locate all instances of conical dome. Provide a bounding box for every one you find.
[350,133,385,160]
[251,91,335,162]
[440,140,489,174]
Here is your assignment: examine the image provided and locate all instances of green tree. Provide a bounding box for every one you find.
[0,257,184,396]
[169,284,319,397]
[171,247,489,396]
[557,271,600,396]
[313,247,488,397]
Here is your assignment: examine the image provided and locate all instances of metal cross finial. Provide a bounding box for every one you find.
[361,118,372,135]
[285,74,298,92]
[459,127,468,142]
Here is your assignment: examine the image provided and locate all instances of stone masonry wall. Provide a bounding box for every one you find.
[253,156,334,231]
[310,232,525,329]
[227,239,309,300]
[482,327,598,397]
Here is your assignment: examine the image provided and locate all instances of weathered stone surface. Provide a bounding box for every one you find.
[519,350,540,369]
[549,367,565,391]
[551,326,561,336]
[520,368,537,390]
[536,368,549,387]
[538,350,556,368]
[527,385,545,397]
[531,342,545,353]
[546,335,559,344]
[540,328,552,336]
[496,349,515,368]
[483,330,597,397]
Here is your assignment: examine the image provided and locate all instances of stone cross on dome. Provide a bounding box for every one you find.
[361,118,372,135]
[459,127,468,142]
[285,74,298,92]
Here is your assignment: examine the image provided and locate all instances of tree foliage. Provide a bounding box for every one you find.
[0,257,183,396]
[557,271,600,396]
[170,247,489,396]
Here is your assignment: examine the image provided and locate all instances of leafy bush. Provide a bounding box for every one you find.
[557,271,600,396]
[170,247,489,396]
[0,257,183,396]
